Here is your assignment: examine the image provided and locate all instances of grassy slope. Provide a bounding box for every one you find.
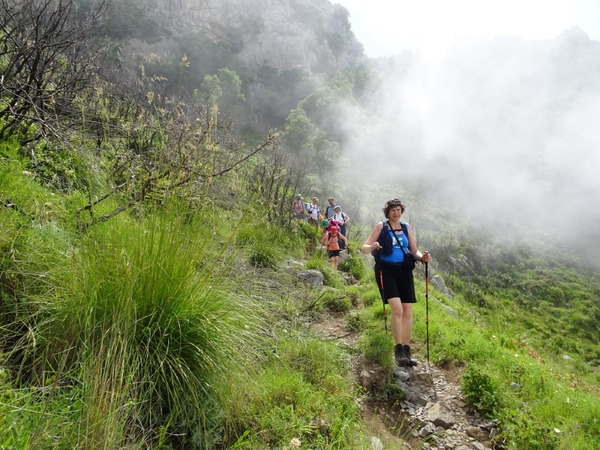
[2,145,600,449]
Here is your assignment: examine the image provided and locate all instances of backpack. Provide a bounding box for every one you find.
[372,220,415,270]
[326,232,340,251]
[293,201,303,214]
[371,220,393,259]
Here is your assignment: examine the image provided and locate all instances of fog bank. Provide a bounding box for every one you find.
[341,29,600,262]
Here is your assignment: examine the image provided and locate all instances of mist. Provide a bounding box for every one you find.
[338,28,600,264]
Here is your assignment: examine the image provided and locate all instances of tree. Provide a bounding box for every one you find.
[0,0,105,142]
[75,89,279,229]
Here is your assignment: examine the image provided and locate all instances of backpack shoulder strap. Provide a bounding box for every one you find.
[401,222,410,244]
[401,221,407,233]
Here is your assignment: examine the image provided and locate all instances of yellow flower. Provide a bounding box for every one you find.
[289,437,301,448]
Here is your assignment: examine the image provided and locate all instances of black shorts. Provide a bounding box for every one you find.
[328,250,340,258]
[375,261,416,304]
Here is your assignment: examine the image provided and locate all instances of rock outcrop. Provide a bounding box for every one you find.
[133,0,365,74]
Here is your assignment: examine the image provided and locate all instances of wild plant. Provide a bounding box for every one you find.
[15,206,259,448]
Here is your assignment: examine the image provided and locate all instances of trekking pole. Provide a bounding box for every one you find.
[379,270,387,334]
[425,261,430,368]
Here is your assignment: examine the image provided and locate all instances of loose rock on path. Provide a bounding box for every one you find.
[312,315,500,450]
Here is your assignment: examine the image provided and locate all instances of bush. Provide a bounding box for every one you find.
[461,365,503,418]
[15,209,258,447]
[359,284,382,308]
[339,251,369,281]
[345,310,367,332]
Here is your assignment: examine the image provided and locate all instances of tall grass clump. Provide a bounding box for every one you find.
[21,206,259,448]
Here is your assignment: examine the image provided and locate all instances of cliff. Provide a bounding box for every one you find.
[130,0,365,74]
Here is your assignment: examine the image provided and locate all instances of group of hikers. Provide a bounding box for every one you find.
[292,195,351,269]
[293,195,433,368]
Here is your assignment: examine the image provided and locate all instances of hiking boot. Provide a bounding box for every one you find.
[404,345,418,367]
[394,344,410,367]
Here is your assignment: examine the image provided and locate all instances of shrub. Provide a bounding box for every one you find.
[461,365,503,418]
[323,293,352,313]
[20,209,258,447]
[360,285,382,308]
[501,410,559,450]
[339,251,369,281]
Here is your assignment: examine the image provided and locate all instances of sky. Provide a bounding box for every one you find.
[329,0,600,264]
[333,0,600,58]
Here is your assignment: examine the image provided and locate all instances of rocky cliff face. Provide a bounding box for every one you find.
[136,0,365,74]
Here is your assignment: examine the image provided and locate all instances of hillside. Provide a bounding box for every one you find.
[137,0,365,73]
[1,0,600,448]
[100,0,366,130]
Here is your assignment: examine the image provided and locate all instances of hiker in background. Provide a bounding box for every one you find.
[306,197,321,227]
[292,195,306,221]
[331,205,350,250]
[324,197,336,220]
[322,225,348,270]
[360,198,432,368]
[321,219,330,237]
[321,218,338,243]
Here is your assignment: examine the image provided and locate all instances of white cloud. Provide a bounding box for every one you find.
[334,0,596,57]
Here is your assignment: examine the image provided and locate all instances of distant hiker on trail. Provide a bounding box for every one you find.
[330,205,350,250]
[360,198,431,368]
[306,197,321,227]
[322,225,348,270]
[321,219,330,236]
[324,197,337,220]
[292,195,306,221]
[321,218,339,243]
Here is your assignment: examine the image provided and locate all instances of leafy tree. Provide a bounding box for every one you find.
[197,68,246,121]
[75,89,279,229]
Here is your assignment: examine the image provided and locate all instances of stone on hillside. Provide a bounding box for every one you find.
[394,368,410,382]
[405,388,428,406]
[431,274,454,299]
[285,259,304,269]
[426,403,456,429]
[466,425,490,441]
[419,422,436,437]
[440,302,458,317]
[298,270,324,287]
[370,436,384,450]
[412,371,434,386]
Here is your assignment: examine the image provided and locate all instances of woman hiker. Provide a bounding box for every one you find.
[360,198,432,367]
[322,224,348,270]
[330,205,349,250]
[292,194,306,221]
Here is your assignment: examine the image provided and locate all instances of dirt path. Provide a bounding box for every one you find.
[312,314,498,450]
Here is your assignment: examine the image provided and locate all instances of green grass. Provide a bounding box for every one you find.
[224,336,365,449]
[3,144,600,449]
[403,277,600,450]
[1,200,264,448]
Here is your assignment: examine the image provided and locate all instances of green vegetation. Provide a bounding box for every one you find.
[1,1,600,449]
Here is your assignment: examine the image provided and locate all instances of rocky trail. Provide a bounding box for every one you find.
[312,315,500,450]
